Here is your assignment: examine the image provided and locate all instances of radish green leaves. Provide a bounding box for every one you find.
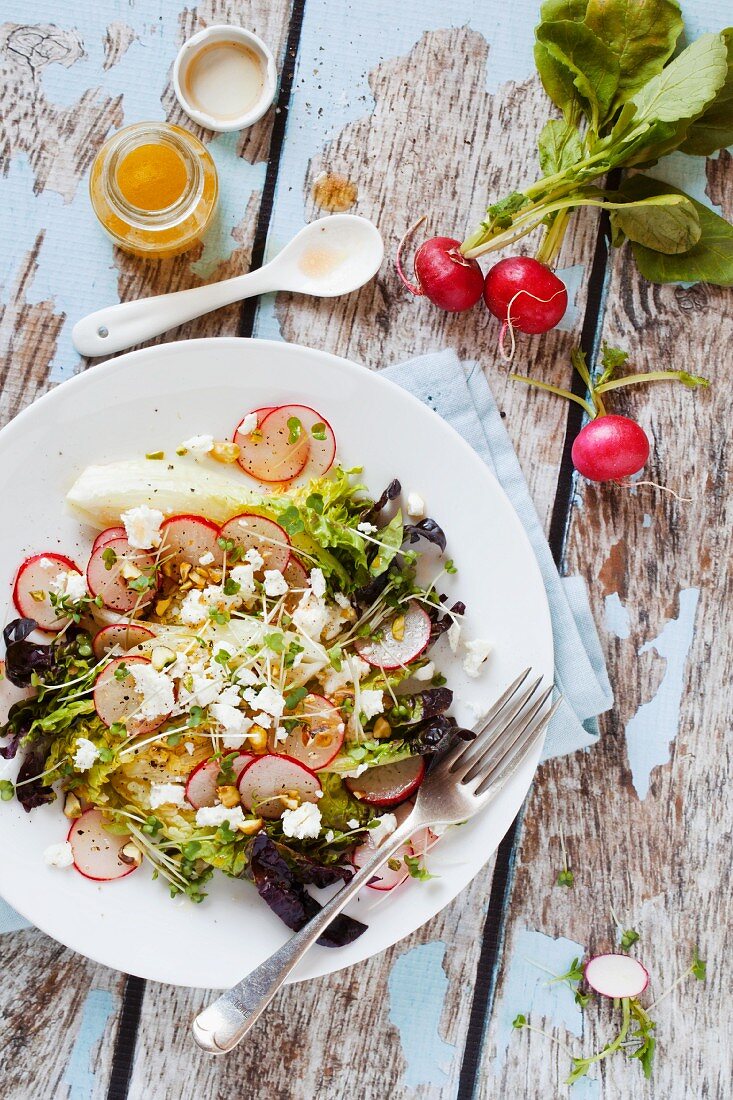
[462,1,733,286]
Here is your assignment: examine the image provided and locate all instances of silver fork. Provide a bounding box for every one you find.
[192,668,558,1054]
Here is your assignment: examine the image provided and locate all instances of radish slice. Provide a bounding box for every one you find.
[92,623,155,660]
[87,537,157,612]
[0,660,34,724]
[236,405,310,483]
[354,600,431,669]
[234,407,275,478]
[260,404,336,480]
[273,693,345,770]
[351,837,412,891]
[393,798,439,855]
[159,514,222,569]
[185,757,223,809]
[232,751,255,782]
[584,954,649,999]
[94,655,170,737]
[283,557,309,612]
[92,527,125,554]
[345,755,425,806]
[237,754,321,819]
[218,513,291,573]
[67,809,137,882]
[13,553,84,632]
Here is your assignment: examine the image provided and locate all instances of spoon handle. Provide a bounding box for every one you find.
[72,266,277,357]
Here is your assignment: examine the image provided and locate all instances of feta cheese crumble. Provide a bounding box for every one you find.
[347,818,360,830]
[239,411,258,435]
[195,805,246,829]
[73,737,100,771]
[406,492,425,517]
[263,569,288,597]
[309,567,327,599]
[359,689,384,720]
[179,589,209,625]
[198,551,215,566]
[462,639,493,678]
[210,702,252,749]
[244,547,264,571]
[412,661,435,682]
[129,663,176,719]
[149,782,186,809]
[44,841,74,868]
[357,521,377,534]
[448,621,461,654]
[244,685,286,718]
[370,812,398,847]
[121,504,164,549]
[181,434,214,454]
[50,569,88,603]
[281,801,322,839]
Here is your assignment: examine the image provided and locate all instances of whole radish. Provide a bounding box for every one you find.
[571,415,650,482]
[484,256,568,333]
[396,217,483,312]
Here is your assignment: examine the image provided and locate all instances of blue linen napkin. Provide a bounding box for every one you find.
[0,349,612,935]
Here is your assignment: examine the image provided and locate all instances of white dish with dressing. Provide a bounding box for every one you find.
[173,25,277,132]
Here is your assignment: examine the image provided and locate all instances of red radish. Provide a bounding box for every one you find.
[92,622,155,660]
[237,754,321,819]
[584,954,650,999]
[354,600,432,669]
[393,798,439,856]
[67,808,137,882]
[345,755,425,806]
[0,659,34,724]
[283,557,308,588]
[218,513,291,573]
[396,218,483,312]
[258,405,336,481]
[92,527,125,553]
[159,514,222,568]
[94,655,170,737]
[185,757,223,809]
[13,553,84,632]
[572,415,650,482]
[232,751,255,782]
[87,537,157,612]
[351,836,412,891]
[484,257,568,334]
[236,405,310,483]
[273,693,345,770]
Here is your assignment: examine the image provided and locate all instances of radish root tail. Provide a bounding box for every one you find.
[618,479,692,503]
[396,215,428,297]
[498,287,567,365]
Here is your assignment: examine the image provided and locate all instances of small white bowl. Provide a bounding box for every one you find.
[173,25,277,132]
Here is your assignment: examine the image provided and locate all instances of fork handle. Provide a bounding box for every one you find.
[192,820,416,1054]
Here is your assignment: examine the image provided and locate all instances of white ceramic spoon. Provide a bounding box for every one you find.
[72,214,384,357]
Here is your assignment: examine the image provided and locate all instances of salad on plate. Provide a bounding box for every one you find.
[0,401,492,946]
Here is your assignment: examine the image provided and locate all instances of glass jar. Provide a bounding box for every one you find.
[89,122,218,258]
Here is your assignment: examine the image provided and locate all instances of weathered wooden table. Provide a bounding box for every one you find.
[1,2,730,1097]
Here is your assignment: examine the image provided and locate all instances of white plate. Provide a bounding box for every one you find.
[0,338,552,987]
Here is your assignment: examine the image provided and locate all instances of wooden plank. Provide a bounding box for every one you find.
[474,172,733,1098]
[1,930,125,1100]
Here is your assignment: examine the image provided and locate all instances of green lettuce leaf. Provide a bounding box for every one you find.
[317,772,371,831]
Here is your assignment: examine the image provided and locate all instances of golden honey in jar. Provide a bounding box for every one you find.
[89,122,218,258]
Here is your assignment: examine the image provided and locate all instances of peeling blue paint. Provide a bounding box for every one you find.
[62,988,115,1100]
[556,263,585,332]
[387,940,457,1088]
[604,592,630,640]
[493,929,585,1073]
[642,513,652,529]
[625,588,699,800]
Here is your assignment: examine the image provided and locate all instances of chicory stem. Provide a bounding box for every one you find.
[511,374,596,419]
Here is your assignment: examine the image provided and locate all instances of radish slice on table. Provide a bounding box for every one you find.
[13,553,84,632]
[259,404,336,480]
[236,405,310,483]
[185,757,223,809]
[345,755,425,806]
[354,600,432,669]
[351,836,412,891]
[159,514,222,568]
[92,527,126,553]
[67,809,137,882]
[87,537,157,612]
[238,754,321,819]
[273,693,345,770]
[218,513,291,573]
[94,655,170,737]
[584,954,650,999]
[92,623,155,660]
